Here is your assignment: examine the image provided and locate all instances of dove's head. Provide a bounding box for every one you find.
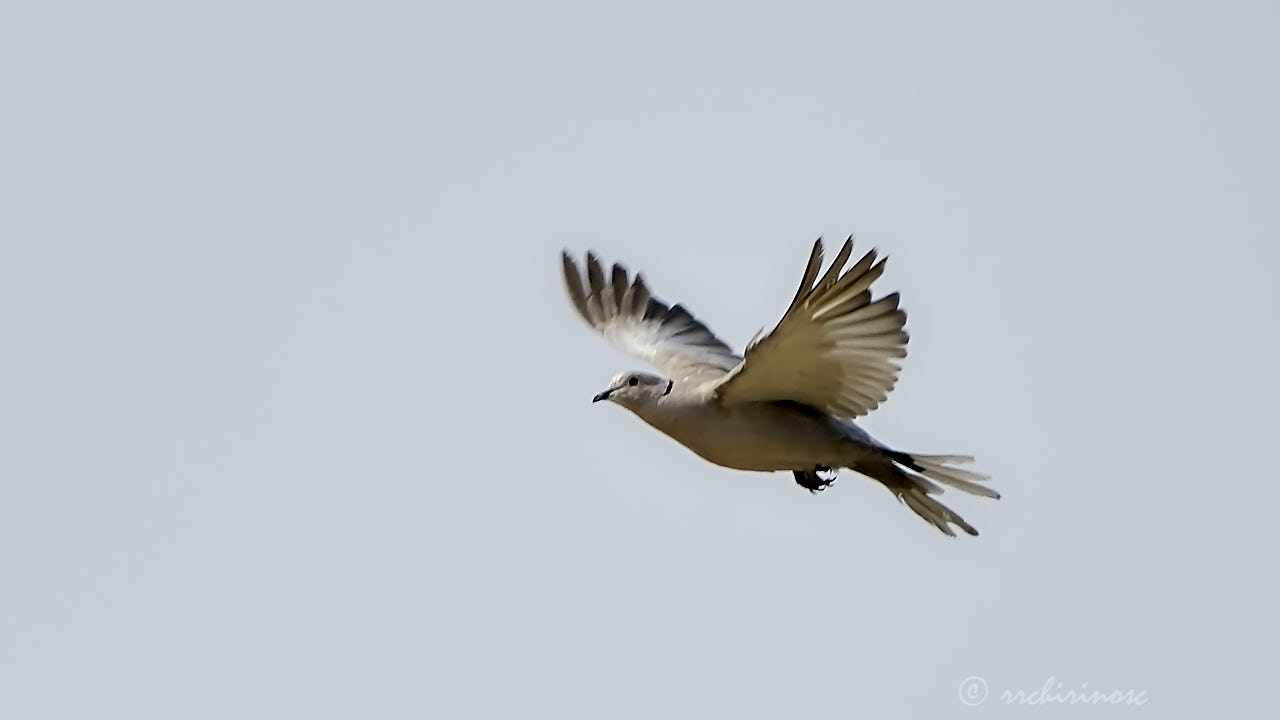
[592,371,673,408]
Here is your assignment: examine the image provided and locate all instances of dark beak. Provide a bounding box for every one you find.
[592,389,612,403]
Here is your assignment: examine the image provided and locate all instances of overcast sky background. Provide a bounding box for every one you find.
[3,1,1278,718]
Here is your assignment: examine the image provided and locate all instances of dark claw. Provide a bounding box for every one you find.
[793,466,837,493]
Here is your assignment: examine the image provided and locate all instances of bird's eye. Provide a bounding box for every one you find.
[628,376,639,387]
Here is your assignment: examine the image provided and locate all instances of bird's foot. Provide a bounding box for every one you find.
[794,466,838,494]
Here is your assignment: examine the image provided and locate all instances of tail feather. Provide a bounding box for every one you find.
[909,453,974,465]
[891,452,1001,500]
[900,487,978,537]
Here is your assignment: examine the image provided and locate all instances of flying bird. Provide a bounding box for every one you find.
[561,237,999,536]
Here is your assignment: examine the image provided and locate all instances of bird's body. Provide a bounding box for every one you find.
[626,390,879,472]
[562,237,999,536]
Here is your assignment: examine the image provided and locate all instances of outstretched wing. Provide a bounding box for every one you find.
[710,237,908,417]
[561,251,740,380]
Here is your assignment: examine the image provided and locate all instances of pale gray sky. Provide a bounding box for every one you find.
[2,1,1277,718]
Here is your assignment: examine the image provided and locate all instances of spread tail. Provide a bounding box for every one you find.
[856,453,999,537]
